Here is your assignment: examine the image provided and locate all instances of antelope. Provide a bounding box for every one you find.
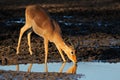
[16,5,77,63]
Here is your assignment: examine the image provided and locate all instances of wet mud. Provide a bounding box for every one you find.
[0,70,82,80]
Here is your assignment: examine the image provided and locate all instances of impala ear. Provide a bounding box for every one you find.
[74,38,80,50]
[68,37,80,50]
[68,38,74,48]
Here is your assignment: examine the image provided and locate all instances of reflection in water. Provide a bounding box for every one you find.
[59,62,77,74]
[27,63,33,72]
[16,62,77,74]
[14,63,81,80]
[66,63,77,74]
[16,64,19,72]
[0,63,82,80]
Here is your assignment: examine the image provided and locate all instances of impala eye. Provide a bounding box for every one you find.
[71,51,74,55]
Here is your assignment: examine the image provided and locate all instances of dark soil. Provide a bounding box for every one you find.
[0,71,82,80]
[0,70,82,80]
[0,0,120,79]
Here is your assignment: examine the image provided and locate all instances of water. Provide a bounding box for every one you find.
[3,16,120,27]
[0,62,120,80]
[5,18,25,26]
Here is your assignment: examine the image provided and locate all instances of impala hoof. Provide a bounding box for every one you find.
[16,52,19,55]
[63,60,66,63]
[30,52,33,55]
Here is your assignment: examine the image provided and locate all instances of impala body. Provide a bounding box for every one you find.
[16,5,77,63]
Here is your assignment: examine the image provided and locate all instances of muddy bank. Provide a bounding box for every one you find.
[0,70,82,80]
[0,35,120,65]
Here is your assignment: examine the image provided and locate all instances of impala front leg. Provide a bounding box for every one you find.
[56,45,66,62]
[44,38,48,63]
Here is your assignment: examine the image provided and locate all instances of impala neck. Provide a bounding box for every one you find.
[53,33,70,53]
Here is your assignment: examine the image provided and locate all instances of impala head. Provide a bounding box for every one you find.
[66,46,77,64]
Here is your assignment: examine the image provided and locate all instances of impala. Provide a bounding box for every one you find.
[16,5,77,63]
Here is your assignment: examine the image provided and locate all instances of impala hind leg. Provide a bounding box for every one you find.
[27,31,33,55]
[16,24,31,54]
